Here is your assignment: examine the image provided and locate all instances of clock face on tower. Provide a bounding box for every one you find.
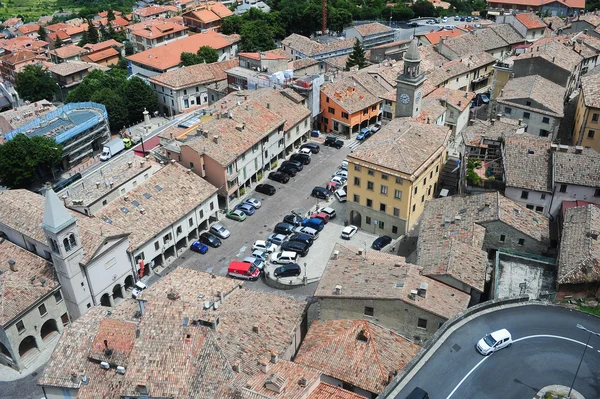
[399,93,410,104]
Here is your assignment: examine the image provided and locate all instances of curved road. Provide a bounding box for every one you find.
[395,305,600,399]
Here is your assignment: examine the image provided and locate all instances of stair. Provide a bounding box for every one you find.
[440,155,460,195]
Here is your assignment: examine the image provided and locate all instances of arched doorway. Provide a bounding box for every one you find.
[112,284,123,300]
[124,275,134,290]
[40,319,59,341]
[18,336,38,358]
[350,210,362,228]
[100,293,111,307]
[0,342,14,362]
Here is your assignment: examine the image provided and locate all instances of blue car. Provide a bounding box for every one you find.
[235,203,256,216]
[190,241,209,254]
[301,217,325,231]
[357,128,371,141]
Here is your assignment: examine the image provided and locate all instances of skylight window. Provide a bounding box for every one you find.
[143,193,152,199]
[121,207,129,214]
[155,185,163,191]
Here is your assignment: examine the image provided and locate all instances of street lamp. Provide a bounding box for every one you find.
[568,324,600,398]
[56,83,64,103]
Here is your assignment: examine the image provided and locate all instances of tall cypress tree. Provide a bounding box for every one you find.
[345,39,367,71]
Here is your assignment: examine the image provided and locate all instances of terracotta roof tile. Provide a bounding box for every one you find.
[83,39,123,52]
[497,75,566,117]
[128,20,187,39]
[515,13,546,29]
[352,22,394,37]
[461,118,522,147]
[134,5,175,18]
[282,34,355,58]
[321,76,381,114]
[295,320,420,393]
[503,134,552,192]
[553,146,600,187]
[422,28,463,45]
[543,16,568,31]
[17,23,40,35]
[513,36,583,72]
[149,59,238,89]
[243,360,322,399]
[581,70,600,109]
[83,47,119,62]
[50,44,87,59]
[426,87,475,111]
[48,60,109,76]
[307,383,366,399]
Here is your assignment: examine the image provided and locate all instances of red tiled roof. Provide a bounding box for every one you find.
[238,51,287,61]
[307,383,366,399]
[17,24,40,35]
[515,13,547,30]
[488,0,585,8]
[422,28,463,45]
[83,48,119,62]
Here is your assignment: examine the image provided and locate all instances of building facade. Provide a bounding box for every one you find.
[572,71,600,152]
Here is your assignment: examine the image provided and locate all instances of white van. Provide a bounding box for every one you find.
[335,189,347,203]
[476,329,512,355]
[132,281,147,298]
[270,251,299,264]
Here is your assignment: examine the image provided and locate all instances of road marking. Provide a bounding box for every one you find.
[346,141,361,149]
[446,334,591,399]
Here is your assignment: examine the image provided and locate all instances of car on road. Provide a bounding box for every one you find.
[268,233,288,245]
[406,387,430,399]
[243,256,265,271]
[282,160,303,171]
[278,165,297,177]
[131,281,147,299]
[371,122,382,133]
[301,143,320,154]
[324,135,344,148]
[333,170,348,179]
[253,240,278,253]
[311,186,330,200]
[341,160,348,170]
[441,16,448,22]
[444,25,453,30]
[454,15,460,20]
[226,209,247,222]
[243,197,262,209]
[273,263,302,278]
[294,226,319,239]
[210,224,230,239]
[298,147,313,157]
[283,214,303,226]
[466,16,473,22]
[460,16,465,21]
[335,189,347,202]
[190,241,209,254]
[302,217,325,231]
[274,222,295,235]
[200,232,222,248]
[281,240,309,257]
[357,128,371,141]
[270,250,299,264]
[290,153,311,165]
[235,203,256,216]
[269,172,290,184]
[320,207,336,219]
[289,233,314,247]
[408,22,419,27]
[427,19,435,25]
[310,212,331,224]
[372,235,392,250]
[228,261,260,281]
[476,329,512,356]
[256,184,276,196]
[341,225,358,240]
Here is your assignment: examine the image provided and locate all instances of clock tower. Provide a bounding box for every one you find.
[395,38,425,119]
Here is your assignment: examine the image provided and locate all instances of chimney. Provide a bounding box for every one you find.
[559,145,569,152]
[253,324,259,333]
[332,250,339,260]
[170,159,176,164]
[468,119,475,126]
[444,217,451,227]
[213,135,219,144]
[267,103,271,109]
[575,146,584,154]
[128,160,133,168]
[124,195,129,201]
[496,114,502,121]
[299,378,308,387]
[140,160,145,168]
[270,351,279,364]
[259,359,269,374]
[490,119,496,125]
[357,248,363,255]
[8,259,16,272]
[409,289,418,300]
[584,29,589,34]
[458,100,462,107]
[335,285,342,295]
[96,181,100,188]
[417,282,428,298]
[518,119,523,126]
[203,130,209,138]
[218,290,224,303]
[70,372,79,384]
[109,181,114,188]
[483,203,490,211]
[232,362,241,373]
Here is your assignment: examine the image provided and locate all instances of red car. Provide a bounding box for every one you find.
[310,212,331,224]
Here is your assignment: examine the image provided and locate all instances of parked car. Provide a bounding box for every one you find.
[235,203,256,215]
[311,186,330,200]
[331,176,346,186]
[326,180,341,192]
[333,170,348,179]
[293,226,319,239]
[408,22,419,27]
[466,16,473,22]
[427,19,435,25]
[371,122,382,133]
[476,329,512,356]
[210,224,230,239]
[278,165,297,177]
[310,212,331,224]
[273,263,302,277]
[190,241,209,254]
[444,25,453,30]
[270,251,299,265]
[131,281,147,299]
[256,184,276,195]
[228,261,260,281]
[290,153,311,165]
[281,240,309,257]
[252,249,267,260]
[282,160,303,171]
[324,135,344,148]
[300,143,320,154]
[243,256,265,271]
[226,209,247,222]
[406,387,430,399]
[244,197,262,209]
[476,93,490,104]
[372,235,392,250]
[283,214,303,226]
[320,207,336,219]
[268,233,288,245]
[441,16,448,22]
[301,217,325,231]
[335,189,347,202]
[357,127,371,140]
[200,232,221,248]
[341,160,348,170]
[460,16,465,21]
[341,225,358,240]
[253,240,278,253]
[269,172,290,184]
[289,233,314,247]
[274,222,295,235]
[298,147,313,156]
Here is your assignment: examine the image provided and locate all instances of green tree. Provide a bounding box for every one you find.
[86,18,99,44]
[328,8,353,34]
[121,76,158,125]
[37,24,46,41]
[391,3,415,20]
[221,15,243,34]
[240,20,276,51]
[54,35,64,48]
[107,9,115,21]
[14,64,57,102]
[196,45,218,63]
[411,0,436,17]
[91,87,128,131]
[180,51,200,66]
[124,41,134,55]
[345,38,367,70]
[0,134,63,188]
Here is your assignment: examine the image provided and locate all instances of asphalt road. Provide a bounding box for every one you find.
[395,305,600,399]
[164,138,355,301]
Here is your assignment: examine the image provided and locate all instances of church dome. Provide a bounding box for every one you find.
[403,38,421,62]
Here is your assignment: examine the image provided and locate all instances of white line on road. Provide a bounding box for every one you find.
[445,334,591,399]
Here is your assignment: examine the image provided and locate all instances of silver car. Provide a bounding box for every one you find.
[210,223,230,239]
[243,256,265,271]
[244,197,262,209]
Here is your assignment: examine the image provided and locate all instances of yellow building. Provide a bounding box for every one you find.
[347,118,451,238]
[573,72,600,153]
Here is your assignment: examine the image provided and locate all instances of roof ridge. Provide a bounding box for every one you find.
[362,320,388,383]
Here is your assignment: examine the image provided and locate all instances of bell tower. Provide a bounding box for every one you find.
[42,189,91,319]
[395,38,426,119]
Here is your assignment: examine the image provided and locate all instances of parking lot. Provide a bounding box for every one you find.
[166,138,380,301]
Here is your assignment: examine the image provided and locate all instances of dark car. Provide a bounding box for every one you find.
[199,232,221,248]
[278,165,297,177]
[281,240,309,257]
[300,143,320,154]
[269,172,290,184]
[190,241,209,254]
[290,153,311,165]
[256,184,276,195]
[274,222,295,235]
[282,160,303,171]
[274,263,302,278]
[289,233,313,247]
[311,186,330,200]
[372,235,392,250]
[283,214,303,226]
[324,135,344,149]
[408,22,419,27]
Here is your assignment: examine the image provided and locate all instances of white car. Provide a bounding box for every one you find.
[441,16,448,22]
[333,170,348,179]
[268,233,287,245]
[335,189,347,202]
[243,256,265,270]
[253,240,278,253]
[331,176,346,186]
[320,207,336,219]
[210,223,230,239]
[298,148,312,156]
[476,329,512,355]
[293,226,319,239]
[341,225,358,240]
[371,122,382,133]
[131,281,147,299]
[341,160,348,170]
[244,197,262,209]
